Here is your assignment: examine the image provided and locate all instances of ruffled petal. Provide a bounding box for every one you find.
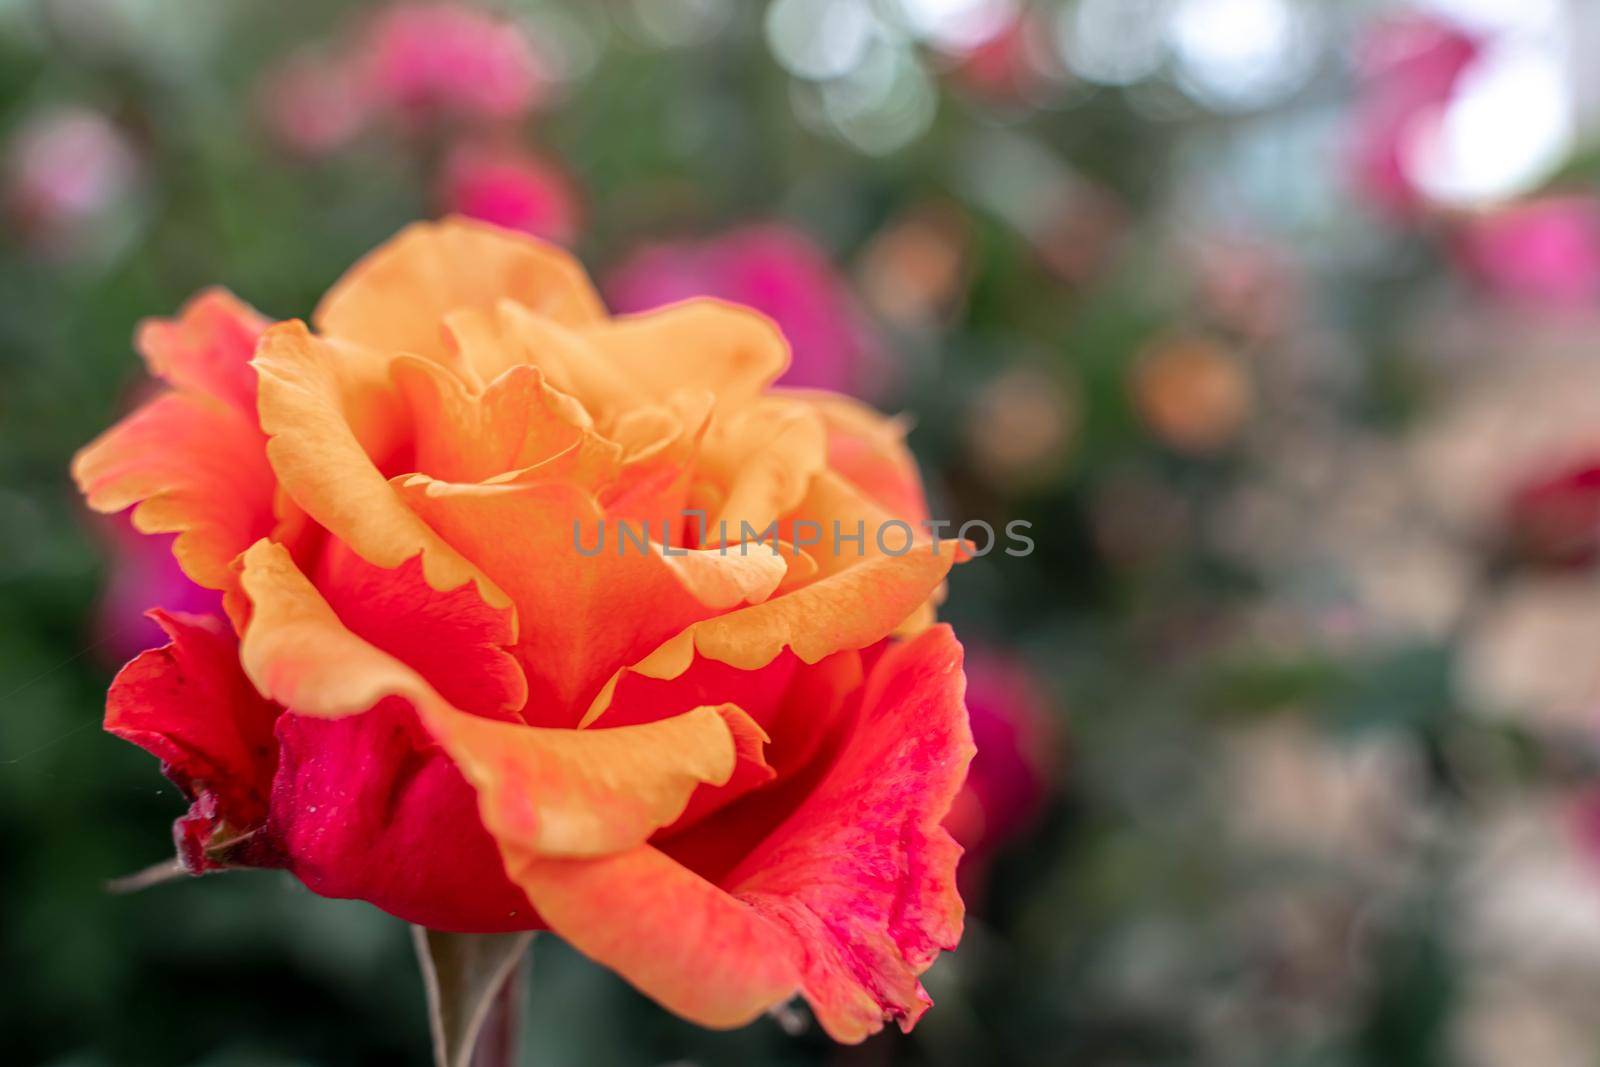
[695,396,827,534]
[397,474,785,725]
[584,534,956,725]
[238,541,760,859]
[253,320,506,607]
[314,217,604,364]
[312,539,526,718]
[428,700,761,858]
[72,391,276,592]
[781,388,927,523]
[780,469,952,637]
[660,704,776,834]
[445,301,643,416]
[391,357,591,483]
[730,625,972,1040]
[135,287,270,414]
[106,611,281,871]
[501,626,972,1041]
[507,846,802,1028]
[584,649,860,851]
[580,298,789,411]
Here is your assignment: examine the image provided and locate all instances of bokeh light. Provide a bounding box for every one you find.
[1055,0,1170,87]
[1167,0,1319,112]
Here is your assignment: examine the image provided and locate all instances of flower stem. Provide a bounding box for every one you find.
[471,949,527,1067]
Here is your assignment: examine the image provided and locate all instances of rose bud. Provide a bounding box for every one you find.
[74,219,972,1042]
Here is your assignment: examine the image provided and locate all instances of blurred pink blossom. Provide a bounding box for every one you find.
[950,11,1056,104]
[358,3,546,125]
[5,107,138,248]
[1349,11,1481,218]
[606,225,888,396]
[1572,788,1600,853]
[1455,197,1600,312]
[93,518,222,665]
[440,141,578,243]
[259,50,372,157]
[943,650,1057,901]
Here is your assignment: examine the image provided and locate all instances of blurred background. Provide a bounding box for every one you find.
[8,0,1600,1063]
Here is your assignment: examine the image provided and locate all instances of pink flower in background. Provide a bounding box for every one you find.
[439,141,578,243]
[951,12,1055,104]
[607,225,886,396]
[259,50,372,157]
[94,520,222,665]
[1349,12,1481,218]
[1455,198,1600,311]
[1570,790,1600,872]
[943,650,1056,901]
[358,3,545,125]
[5,107,138,248]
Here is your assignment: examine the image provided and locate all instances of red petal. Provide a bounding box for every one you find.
[313,540,526,719]
[73,391,276,594]
[500,626,973,1042]
[730,624,973,1040]
[135,288,270,414]
[105,611,281,871]
[268,696,537,932]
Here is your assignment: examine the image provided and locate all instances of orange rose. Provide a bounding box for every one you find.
[74,219,971,1041]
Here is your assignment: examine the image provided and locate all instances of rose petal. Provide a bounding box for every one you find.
[313,539,526,718]
[269,696,535,932]
[580,298,789,411]
[397,474,784,726]
[585,534,956,728]
[253,320,507,608]
[660,701,776,834]
[314,217,604,364]
[779,388,927,523]
[135,288,270,414]
[430,700,761,858]
[508,846,802,1028]
[392,356,592,484]
[730,625,971,1040]
[696,396,827,534]
[106,611,280,870]
[238,540,759,857]
[444,301,643,417]
[73,391,276,592]
[503,626,972,1041]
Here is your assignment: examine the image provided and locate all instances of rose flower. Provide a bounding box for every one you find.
[73,219,971,1042]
